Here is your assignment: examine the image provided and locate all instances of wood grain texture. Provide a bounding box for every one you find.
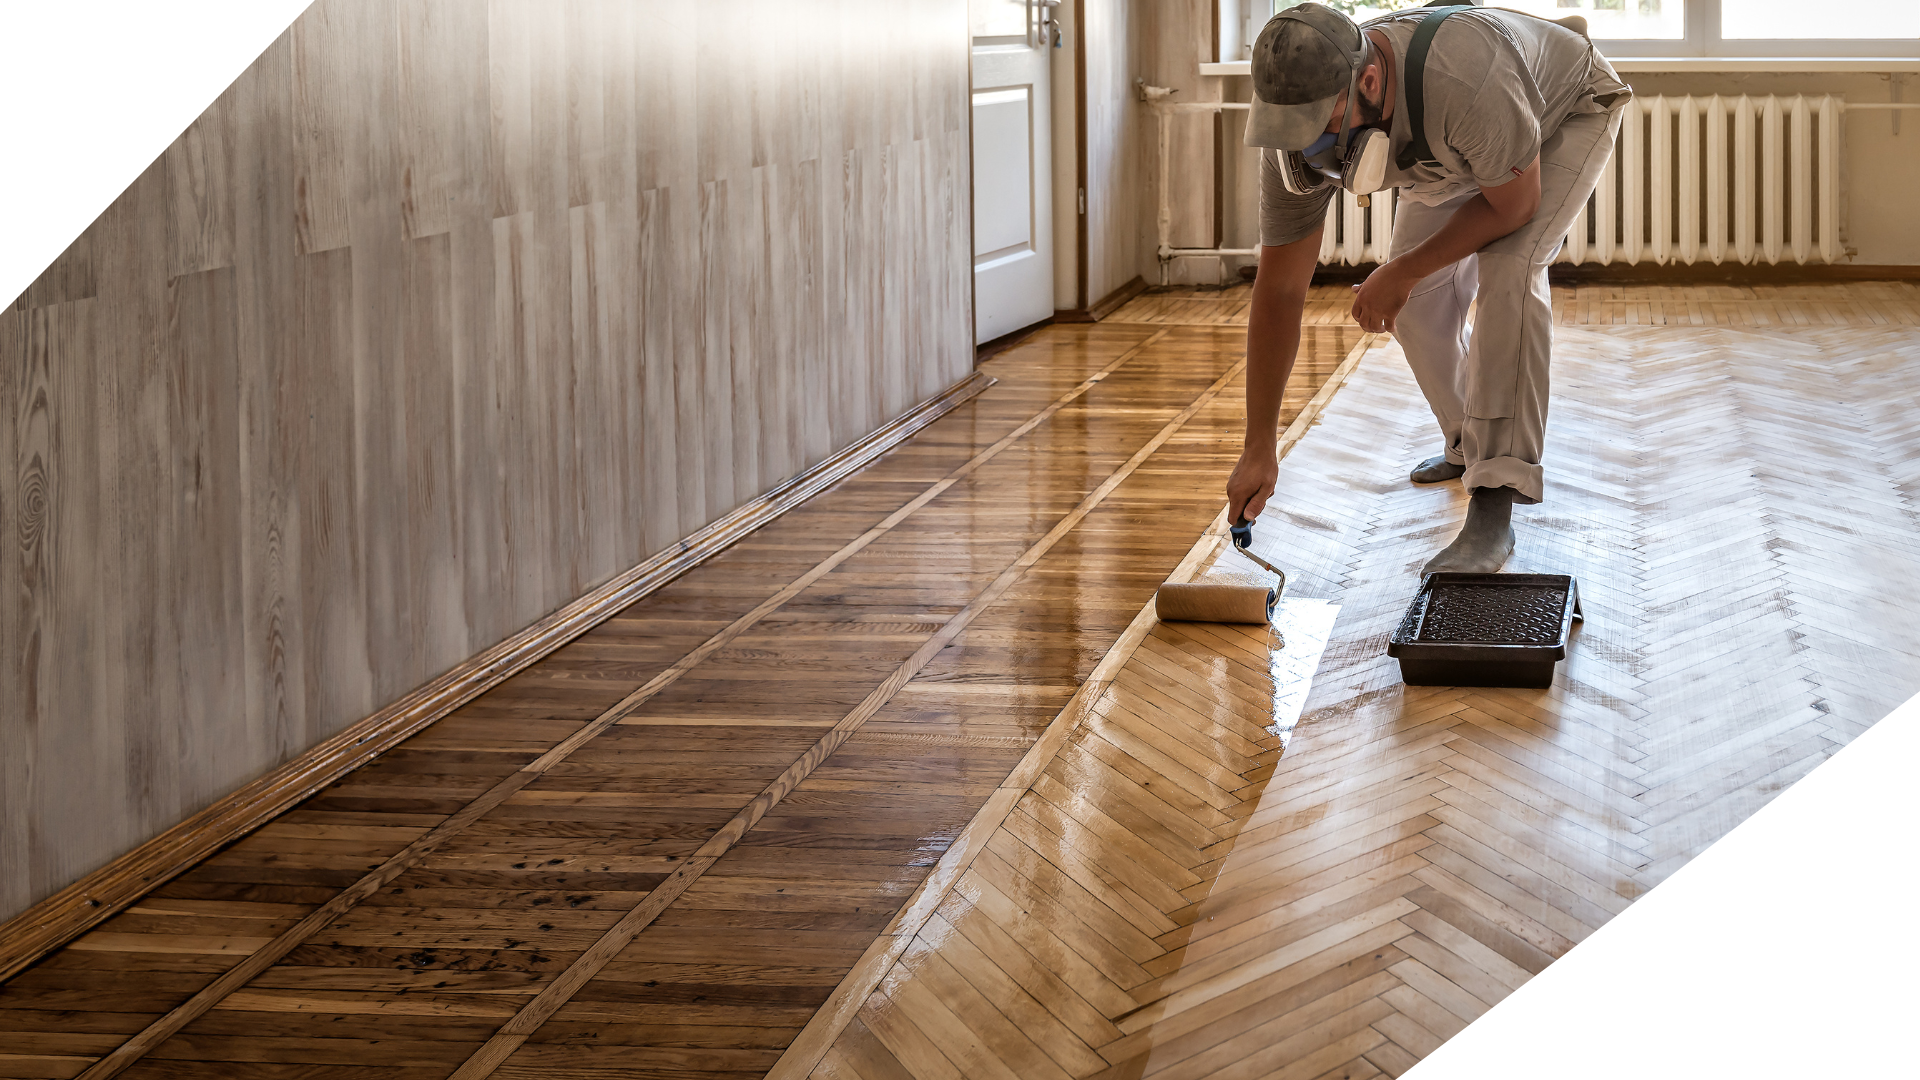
[805,284,1920,1080]
[0,0,973,930]
[767,330,1378,1080]
[0,321,1356,1079]
[0,367,990,987]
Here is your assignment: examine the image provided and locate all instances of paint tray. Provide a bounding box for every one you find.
[1387,573,1580,688]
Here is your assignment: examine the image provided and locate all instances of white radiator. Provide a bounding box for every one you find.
[1318,94,1845,267]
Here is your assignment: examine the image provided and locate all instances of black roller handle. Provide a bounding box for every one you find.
[1231,518,1255,550]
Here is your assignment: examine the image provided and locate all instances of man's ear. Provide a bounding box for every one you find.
[1366,56,1387,95]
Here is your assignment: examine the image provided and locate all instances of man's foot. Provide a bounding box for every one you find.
[1409,454,1465,484]
[1422,486,1517,575]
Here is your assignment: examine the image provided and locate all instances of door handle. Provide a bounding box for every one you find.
[1031,0,1061,49]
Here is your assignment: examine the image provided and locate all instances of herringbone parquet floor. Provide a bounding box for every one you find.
[786,286,1920,1080]
[10,283,1916,1080]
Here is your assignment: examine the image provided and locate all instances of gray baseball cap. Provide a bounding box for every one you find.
[1245,3,1368,152]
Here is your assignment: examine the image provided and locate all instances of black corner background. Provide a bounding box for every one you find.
[1405,684,1912,1068]
[4,4,311,307]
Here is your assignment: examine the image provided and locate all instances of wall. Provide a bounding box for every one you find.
[1084,0,1145,305]
[0,0,972,924]
[1080,0,1225,298]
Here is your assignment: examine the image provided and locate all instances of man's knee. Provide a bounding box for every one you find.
[1396,284,1468,352]
[1473,251,1548,299]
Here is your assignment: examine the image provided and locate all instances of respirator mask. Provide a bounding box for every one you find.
[1274,61,1391,204]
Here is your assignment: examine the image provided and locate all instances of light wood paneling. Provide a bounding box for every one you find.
[0,0,973,927]
[800,283,1920,1079]
[0,370,990,987]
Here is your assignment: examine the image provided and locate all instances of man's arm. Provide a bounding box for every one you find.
[1227,228,1323,525]
[1350,154,1542,333]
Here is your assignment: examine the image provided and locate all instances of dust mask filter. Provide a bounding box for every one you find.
[1290,125,1390,202]
[1344,128,1390,197]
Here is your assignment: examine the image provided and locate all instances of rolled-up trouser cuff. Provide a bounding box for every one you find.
[1463,456,1543,504]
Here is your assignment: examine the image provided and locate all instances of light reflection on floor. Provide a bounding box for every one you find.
[1268,598,1341,748]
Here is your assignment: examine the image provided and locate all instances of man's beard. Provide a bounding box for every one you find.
[1354,83,1386,130]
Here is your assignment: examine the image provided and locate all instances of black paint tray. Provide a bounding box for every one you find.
[1387,573,1581,688]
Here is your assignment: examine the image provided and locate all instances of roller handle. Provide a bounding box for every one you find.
[1231,518,1254,550]
[1228,517,1286,585]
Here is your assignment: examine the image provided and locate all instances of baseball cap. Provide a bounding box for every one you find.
[1244,3,1368,152]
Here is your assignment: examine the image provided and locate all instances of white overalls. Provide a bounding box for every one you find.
[1388,105,1623,503]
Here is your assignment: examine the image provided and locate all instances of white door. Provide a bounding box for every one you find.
[971,0,1054,343]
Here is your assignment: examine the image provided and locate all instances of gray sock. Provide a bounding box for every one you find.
[1422,486,1516,575]
[1409,454,1465,484]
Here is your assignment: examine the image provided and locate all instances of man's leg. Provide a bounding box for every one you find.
[1387,191,1480,482]
[1425,107,1624,573]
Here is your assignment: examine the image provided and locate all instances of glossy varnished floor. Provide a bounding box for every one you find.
[798,281,1920,1080]
[0,320,1356,1079]
[10,281,1920,1080]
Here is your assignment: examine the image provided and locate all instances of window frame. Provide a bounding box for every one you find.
[1598,0,1920,58]
[1246,0,1920,59]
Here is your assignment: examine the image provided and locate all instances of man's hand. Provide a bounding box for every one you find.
[1227,447,1280,525]
[1350,262,1416,334]
[1370,156,1544,307]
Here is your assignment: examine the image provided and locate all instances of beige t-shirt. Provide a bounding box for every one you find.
[1258,6,1627,247]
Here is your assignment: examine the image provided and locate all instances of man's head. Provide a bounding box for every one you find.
[1245,3,1385,152]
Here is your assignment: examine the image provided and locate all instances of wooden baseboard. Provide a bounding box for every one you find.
[1054,275,1150,324]
[0,369,996,986]
[1308,263,1920,285]
[1090,275,1148,320]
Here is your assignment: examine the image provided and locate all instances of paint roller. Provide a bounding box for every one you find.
[1154,518,1287,624]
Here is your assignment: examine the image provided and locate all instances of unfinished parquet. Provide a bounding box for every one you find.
[800,290,1920,1079]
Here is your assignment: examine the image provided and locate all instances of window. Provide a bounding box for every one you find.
[1238,0,1920,57]
[1470,0,1920,56]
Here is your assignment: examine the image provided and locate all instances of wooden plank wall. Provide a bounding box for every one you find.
[0,0,972,926]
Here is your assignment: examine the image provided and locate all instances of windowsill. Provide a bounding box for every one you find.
[1198,56,1920,76]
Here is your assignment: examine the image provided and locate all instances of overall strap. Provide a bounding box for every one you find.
[1395,4,1472,171]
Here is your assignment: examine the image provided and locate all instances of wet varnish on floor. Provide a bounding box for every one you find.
[793,281,1920,1080]
[9,280,1920,1080]
[0,319,1355,1079]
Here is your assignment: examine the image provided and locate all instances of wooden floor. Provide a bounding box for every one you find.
[795,281,1920,1080]
[0,318,1355,1079]
[6,282,1920,1080]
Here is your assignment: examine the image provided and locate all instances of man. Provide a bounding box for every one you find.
[1225,1,1629,573]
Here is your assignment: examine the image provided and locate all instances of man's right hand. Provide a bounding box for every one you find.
[1227,447,1279,525]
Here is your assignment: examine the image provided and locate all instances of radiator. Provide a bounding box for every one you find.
[1318,94,1845,268]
